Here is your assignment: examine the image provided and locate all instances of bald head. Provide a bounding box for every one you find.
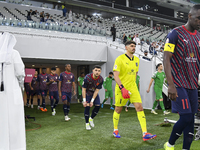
[188,4,200,31]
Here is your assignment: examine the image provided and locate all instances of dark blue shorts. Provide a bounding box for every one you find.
[86,95,100,105]
[40,90,47,97]
[62,92,71,102]
[49,91,59,100]
[31,90,40,96]
[172,87,198,115]
[26,90,31,96]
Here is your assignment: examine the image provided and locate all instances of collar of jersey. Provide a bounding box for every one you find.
[65,71,71,74]
[182,25,197,35]
[41,73,46,75]
[50,74,56,76]
[125,54,134,61]
[91,73,100,80]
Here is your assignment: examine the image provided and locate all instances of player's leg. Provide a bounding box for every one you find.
[131,88,156,141]
[113,90,127,138]
[125,100,131,112]
[84,95,92,130]
[30,90,34,108]
[182,89,198,150]
[164,87,193,149]
[53,91,59,115]
[62,92,70,121]
[101,91,108,108]
[109,90,114,110]
[26,91,30,107]
[65,92,71,120]
[42,90,47,111]
[49,92,54,114]
[159,98,170,115]
[37,90,41,110]
[78,88,81,103]
[90,95,101,127]
[151,100,158,114]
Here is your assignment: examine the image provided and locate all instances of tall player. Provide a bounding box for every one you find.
[163,4,200,150]
[47,67,59,116]
[38,68,48,112]
[59,64,76,121]
[82,65,103,130]
[146,63,170,115]
[101,72,115,110]
[113,40,156,141]
[30,71,40,109]
[77,72,85,103]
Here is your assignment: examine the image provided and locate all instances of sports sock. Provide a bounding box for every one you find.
[63,104,68,116]
[50,99,54,112]
[42,98,46,108]
[169,113,193,145]
[37,98,40,106]
[102,99,107,104]
[84,106,90,123]
[31,99,33,104]
[53,99,59,109]
[152,101,158,110]
[137,111,147,134]
[127,101,131,107]
[110,98,113,107]
[66,105,70,115]
[91,106,100,119]
[183,115,194,149]
[113,111,120,130]
[27,99,29,104]
[159,101,166,111]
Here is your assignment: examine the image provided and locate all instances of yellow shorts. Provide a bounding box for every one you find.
[115,86,142,106]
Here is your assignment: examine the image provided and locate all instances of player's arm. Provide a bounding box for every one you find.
[78,81,81,89]
[103,78,107,91]
[46,76,53,85]
[58,74,62,97]
[72,82,76,95]
[82,77,88,107]
[163,30,178,101]
[146,78,154,93]
[29,82,33,90]
[114,71,130,99]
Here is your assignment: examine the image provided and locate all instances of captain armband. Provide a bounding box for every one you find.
[164,43,175,53]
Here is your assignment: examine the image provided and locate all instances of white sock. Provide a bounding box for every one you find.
[143,132,147,136]
[89,117,93,120]
[167,142,174,147]
[114,129,118,131]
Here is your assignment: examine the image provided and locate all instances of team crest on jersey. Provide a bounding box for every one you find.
[71,75,73,78]
[55,77,57,79]
[136,62,138,66]
[190,52,194,58]
[199,41,200,47]
[114,65,117,69]
[96,83,100,86]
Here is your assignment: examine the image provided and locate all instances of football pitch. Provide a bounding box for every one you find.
[25,104,200,150]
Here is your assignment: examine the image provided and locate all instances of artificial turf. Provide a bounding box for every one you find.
[25,104,199,150]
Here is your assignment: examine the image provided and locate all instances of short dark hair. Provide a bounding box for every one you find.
[109,72,113,75]
[51,67,56,71]
[190,4,200,12]
[156,63,162,69]
[42,67,46,70]
[125,40,136,46]
[93,65,101,70]
[81,72,84,75]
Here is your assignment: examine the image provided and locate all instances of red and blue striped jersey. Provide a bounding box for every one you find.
[82,73,103,96]
[37,73,48,90]
[31,76,39,90]
[59,72,75,93]
[165,25,200,89]
[47,74,59,92]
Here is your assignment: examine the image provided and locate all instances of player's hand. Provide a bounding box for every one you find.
[50,79,54,82]
[146,89,150,93]
[82,101,87,107]
[168,84,178,101]
[31,87,33,90]
[90,102,93,107]
[121,88,130,99]
[105,89,107,92]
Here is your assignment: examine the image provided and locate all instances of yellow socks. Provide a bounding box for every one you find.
[113,111,120,130]
[137,111,147,134]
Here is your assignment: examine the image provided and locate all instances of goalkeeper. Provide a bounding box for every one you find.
[101,72,115,110]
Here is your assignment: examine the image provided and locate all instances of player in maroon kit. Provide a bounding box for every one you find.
[59,64,76,121]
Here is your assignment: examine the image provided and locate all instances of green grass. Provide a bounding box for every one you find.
[25,104,199,150]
